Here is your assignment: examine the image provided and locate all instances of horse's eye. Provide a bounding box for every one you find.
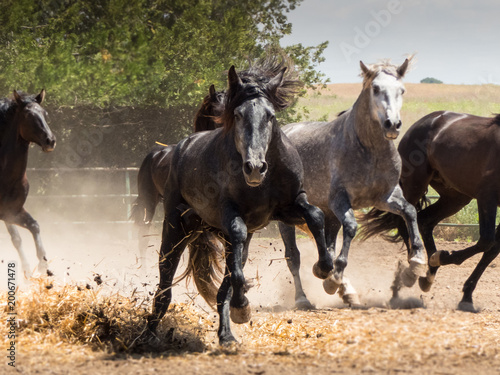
[268,114,275,123]
[401,88,406,95]
[373,85,380,95]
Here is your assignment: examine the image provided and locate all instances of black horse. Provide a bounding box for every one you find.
[0,90,56,277]
[131,85,225,264]
[361,111,500,312]
[143,60,334,345]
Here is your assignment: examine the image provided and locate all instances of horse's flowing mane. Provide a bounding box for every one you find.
[217,57,303,132]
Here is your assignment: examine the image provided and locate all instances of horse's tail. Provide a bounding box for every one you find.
[358,194,430,242]
[175,230,224,309]
[130,151,160,226]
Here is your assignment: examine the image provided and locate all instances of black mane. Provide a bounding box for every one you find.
[217,57,303,132]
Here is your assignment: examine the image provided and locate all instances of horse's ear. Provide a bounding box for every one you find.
[268,67,286,92]
[35,89,46,104]
[209,84,216,99]
[360,61,371,76]
[397,58,409,77]
[227,66,242,89]
[13,90,23,106]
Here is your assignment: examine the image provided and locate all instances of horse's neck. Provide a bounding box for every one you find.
[0,119,30,178]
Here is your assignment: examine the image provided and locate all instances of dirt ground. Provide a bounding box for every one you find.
[2,226,500,374]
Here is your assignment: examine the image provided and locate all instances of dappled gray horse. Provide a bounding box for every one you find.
[279,58,426,308]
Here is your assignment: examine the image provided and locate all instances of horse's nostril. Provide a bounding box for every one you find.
[396,121,402,130]
[384,120,392,129]
[260,162,268,174]
[244,162,253,175]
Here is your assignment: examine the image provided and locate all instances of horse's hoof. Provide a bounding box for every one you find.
[401,266,418,287]
[342,292,361,307]
[323,274,341,295]
[409,257,427,277]
[295,296,315,311]
[339,277,361,307]
[219,335,239,347]
[418,276,433,292]
[230,304,252,324]
[457,301,478,313]
[312,262,330,280]
[429,251,441,267]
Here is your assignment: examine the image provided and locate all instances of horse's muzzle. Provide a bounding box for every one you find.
[383,119,402,140]
[243,160,268,187]
[42,137,56,152]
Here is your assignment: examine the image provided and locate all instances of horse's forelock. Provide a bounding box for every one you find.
[217,58,302,132]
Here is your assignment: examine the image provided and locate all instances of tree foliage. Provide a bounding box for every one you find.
[420,77,443,84]
[0,0,328,109]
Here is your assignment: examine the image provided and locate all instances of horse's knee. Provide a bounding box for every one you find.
[344,220,357,239]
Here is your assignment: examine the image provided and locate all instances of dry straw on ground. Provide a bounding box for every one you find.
[2,276,500,372]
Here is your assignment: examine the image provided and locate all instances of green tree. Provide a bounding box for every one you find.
[420,77,443,84]
[0,0,327,109]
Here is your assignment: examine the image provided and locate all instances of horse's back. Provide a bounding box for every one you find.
[402,111,500,198]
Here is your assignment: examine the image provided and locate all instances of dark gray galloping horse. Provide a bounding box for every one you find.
[141,60,335,346]
[279,58,427,308]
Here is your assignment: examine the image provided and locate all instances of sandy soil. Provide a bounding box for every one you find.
[2,226,500,374]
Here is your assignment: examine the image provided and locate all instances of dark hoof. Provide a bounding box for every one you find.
[312,261,330,280]
[429,251,446,267]
[295,296,315,310]
[389,296,424,310]
[230,304,251,324]
[401,266,418,287]
[219,334,239,347]
[457,301,478,313]
[418,276,433,293]
[131,328,160,351]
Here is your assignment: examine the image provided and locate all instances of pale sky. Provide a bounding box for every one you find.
[281,0,500,84]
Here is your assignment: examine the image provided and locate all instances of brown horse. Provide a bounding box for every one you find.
[0,90,56,277]
[361,111,500,312]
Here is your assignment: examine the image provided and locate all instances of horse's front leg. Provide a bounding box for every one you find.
[9,209,48,275]
[377,186,427,283]
[330,190,357,283]
[5,223,31,277]
[221,208,252,327]
[217,233,253,345]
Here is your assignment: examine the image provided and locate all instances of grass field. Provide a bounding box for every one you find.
[299,83,500,240]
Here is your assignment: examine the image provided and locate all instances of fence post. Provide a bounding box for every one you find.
[125,169,132,241]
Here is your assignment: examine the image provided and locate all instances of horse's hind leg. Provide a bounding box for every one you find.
[278,222,314,310]
[146,206,196,334]
[416,189,471,292]
[10,210,48,274]
[5,223,31,277]
[458,225,500,312]
[430,196,497,267]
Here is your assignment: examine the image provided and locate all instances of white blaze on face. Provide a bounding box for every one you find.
[371,72,405,128]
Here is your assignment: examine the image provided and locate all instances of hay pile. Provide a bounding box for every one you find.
[0,278,212,355]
